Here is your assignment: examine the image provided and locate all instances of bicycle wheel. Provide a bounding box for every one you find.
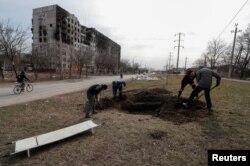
[26,84,33,92]
[13,86,22,94]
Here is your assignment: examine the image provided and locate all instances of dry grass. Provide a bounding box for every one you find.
[0,75,250,165]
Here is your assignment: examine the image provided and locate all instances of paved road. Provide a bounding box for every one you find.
[0,75,135,108]
[222,77,250,83]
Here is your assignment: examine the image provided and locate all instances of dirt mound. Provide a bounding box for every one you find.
[147,88,172,94]
[121,88,209,124]
[125,88,171,103]
[94,88,209,124]
[96,97,114,110]
[156,99,209,125]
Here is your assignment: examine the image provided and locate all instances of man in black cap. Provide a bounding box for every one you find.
[85,84,108,118]
[178,69,197,99]
[183,66,221,112]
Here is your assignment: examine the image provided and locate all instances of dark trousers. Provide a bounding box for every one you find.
[187,86,212,109]
[85,93,95,118]
[21,81,25,90]
[112,83,122,98]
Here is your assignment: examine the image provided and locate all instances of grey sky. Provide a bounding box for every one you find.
[1,0,250,70]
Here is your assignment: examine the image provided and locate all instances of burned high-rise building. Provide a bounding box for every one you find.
[31,4,120,73]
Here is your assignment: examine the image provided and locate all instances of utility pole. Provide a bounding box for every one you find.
[168,52,172,71]
[228,23,241,78]
[166,59,168,85]
[184,56,187,70]
[174,32,185,73]
[204,55,207,67]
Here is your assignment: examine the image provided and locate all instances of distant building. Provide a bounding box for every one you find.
[31,4,120,72]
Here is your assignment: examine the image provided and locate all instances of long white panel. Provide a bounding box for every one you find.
[11,120,98,156]
[37,121,98,145]
[15,137,37,153]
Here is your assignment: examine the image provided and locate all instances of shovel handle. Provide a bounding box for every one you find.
[197,86,217,99]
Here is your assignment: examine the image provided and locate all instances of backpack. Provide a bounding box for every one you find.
[16,75,22,82]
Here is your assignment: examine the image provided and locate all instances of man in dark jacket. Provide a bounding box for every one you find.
[85,84,108,118]
[112,80,126,99]
[183,67,221,112]
[178,69,197,99]
[16,70,30,91]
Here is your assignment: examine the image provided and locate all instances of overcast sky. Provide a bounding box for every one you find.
[1,0,250,70]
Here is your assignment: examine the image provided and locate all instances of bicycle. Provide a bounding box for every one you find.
[13,82,34,94]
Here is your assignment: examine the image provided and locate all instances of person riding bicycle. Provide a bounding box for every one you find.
[16,70,30,91]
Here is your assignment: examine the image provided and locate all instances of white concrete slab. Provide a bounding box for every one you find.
[11,120,98,156]
[15,137,37,153]
[37,120,98,145]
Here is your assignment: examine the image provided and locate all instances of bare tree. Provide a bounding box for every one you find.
[204,39,227,68]
[120,59,132,73]
[69,45,74,79]
[133,62,140,74]
[30,47,40,80]
[0,20,29,76]
[0,53,4,80]
[76,46,93,78]
[193,58,205,67]
[236,24,250,78]
[95,48,107,74]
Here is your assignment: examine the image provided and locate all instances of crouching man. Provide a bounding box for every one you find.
[183,66,221,112]
[112,80,126,99]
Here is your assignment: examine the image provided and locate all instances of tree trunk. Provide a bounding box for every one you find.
[79,65,83,78]
[85,66,88,78]
[232,45,243,75]
[69,63,72,79]
[0,68,4,80]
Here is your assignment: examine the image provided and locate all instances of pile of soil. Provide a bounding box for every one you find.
[95,97,114,110]
[96,88,209,124]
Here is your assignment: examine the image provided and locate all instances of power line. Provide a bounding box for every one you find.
[216,0,248,40]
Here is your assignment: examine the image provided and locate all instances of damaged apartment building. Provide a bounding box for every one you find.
[32,4,121,73]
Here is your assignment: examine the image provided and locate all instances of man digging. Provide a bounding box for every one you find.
[85,84,108,118]
[183,66,221,112]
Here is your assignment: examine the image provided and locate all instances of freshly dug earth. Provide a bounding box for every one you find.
[96,88,209,124]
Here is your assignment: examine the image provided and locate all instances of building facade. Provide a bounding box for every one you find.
[32,4,120,73]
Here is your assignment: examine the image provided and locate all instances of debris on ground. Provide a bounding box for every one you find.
[150,131,166,140]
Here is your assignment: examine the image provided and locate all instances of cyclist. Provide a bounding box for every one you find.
[16,70,30,91]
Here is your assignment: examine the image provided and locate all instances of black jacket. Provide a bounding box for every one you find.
[87,84,104,96]
[181,75,195,86]
[16,72,29,82]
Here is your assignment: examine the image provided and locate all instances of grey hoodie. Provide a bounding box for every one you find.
[197,68,221,89]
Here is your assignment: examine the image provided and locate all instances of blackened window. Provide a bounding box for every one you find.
[50,24,52,27]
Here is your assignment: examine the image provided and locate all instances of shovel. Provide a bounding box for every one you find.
[195,85,217,101]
